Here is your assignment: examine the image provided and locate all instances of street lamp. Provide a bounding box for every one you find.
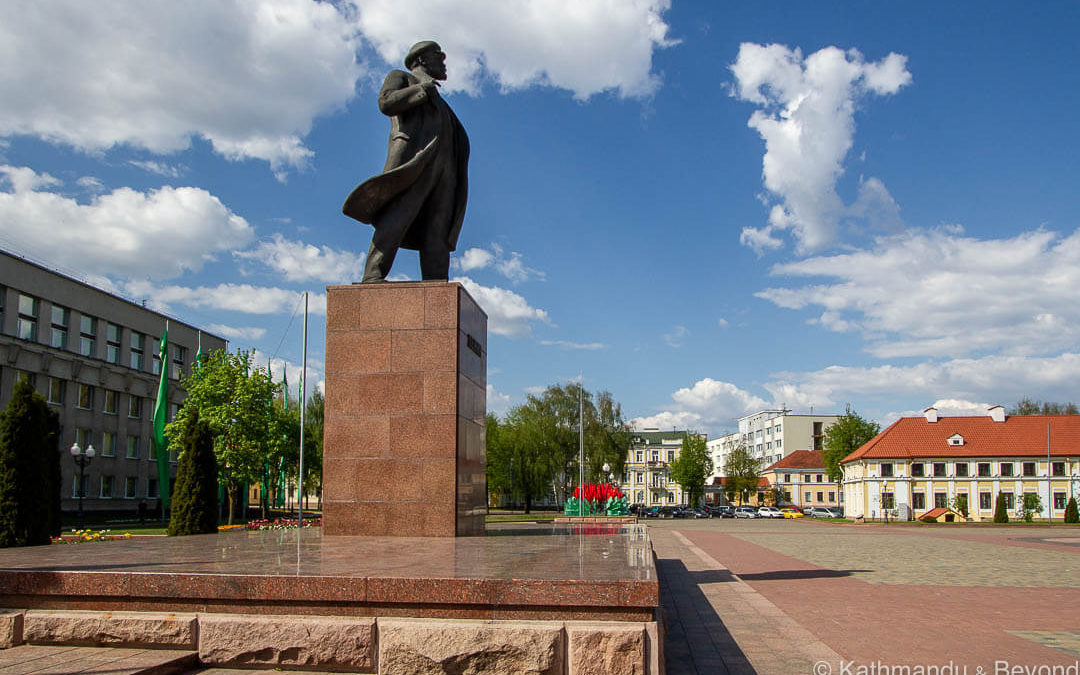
[69,442,96,528]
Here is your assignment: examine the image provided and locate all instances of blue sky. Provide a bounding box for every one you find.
[2,1,1079,437]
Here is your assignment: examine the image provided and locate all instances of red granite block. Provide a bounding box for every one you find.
[391,329,457,373]
[322,502,388,536]
[424,284,459,329]
[324,331,390,375]
[323,416,390,459]
[386,373,424,414]
[390,415,457,458]
[421,459,457,511]
[326,285,425,331]
[325,374,388,416]
[423,372,457,414]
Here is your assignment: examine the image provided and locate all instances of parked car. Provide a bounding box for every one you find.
[733,506,759,518]
[712,505,735,518]
[642,506,663,519]
[823,507,844,518]
[757,506,784,518]
[807,507,839,518]
[780,507,804,519]
[688,508,712,519]
[629,503,647,516]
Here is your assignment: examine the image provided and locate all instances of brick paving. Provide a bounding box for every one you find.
[652,518,1080,673]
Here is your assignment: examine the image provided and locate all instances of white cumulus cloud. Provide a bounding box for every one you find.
[453,276,550,338]
[123,279,325,317]
[0,165,253,280]
[0,1,363,176]
[353,0,676,99]
[757,227,1080,358]
[205,324,268,342]
[632,378,769,436]
[235,234,365,283]
[731,43,911,254]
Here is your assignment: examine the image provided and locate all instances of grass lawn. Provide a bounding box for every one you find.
[485,513,559,522]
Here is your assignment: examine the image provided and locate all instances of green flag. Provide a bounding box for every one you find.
[195,331,203,372]
[152,326,171,511]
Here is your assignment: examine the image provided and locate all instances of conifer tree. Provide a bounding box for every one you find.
[993,491,1009,524]
[0,380,60,547]
[167,409,219,536]
[1065,496,1079,524]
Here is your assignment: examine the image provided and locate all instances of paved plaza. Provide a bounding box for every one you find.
[649,518,1080,675]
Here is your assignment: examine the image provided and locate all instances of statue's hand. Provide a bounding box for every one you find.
[412,67,439,93]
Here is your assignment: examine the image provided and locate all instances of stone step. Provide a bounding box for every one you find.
[0,645,198,675]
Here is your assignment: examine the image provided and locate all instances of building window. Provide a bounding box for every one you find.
[1000,463,1014,477]
[666,450,675,463]
[955,463,969,478]
[1054,492,1067,510]
[106,323,121,364]
[1052,461,1066,477]
[882,493,895,509]
[1022,462,1036,477]
[775,439,782,448]
[977,462,991,477]
[979,492,992,510]
[124,476,138,499]
[17,293,38,341]
[816,491,824,502]
[1002,492,1015,510]
[102,432,116,457]
[126,436,139,459]
[75,427,92,450]
[783,490,791,502]
[880,463,894,477]
[72,473,84,498]
[635,450,643,463]
[804,491,811,502]
[816,474,823,483]
[168,402,178,422]
[912,493,926,510]
[47,377,65,405]
[828,491,835,503]
[911,463,925,477]
[651,450,658,462]
[128,396,141,419]
[635,490,644,503]
[934,492,948,508]
[784,473,791,482]
[14,371,35,387]
[130,332,144,371]
[104,390,118,415]
[80,315,96,357]
[147,478,158,498]
[933,462,946,477]
[636,471,643,484]
[171,345,186,379]
[152,338,161,375]
[50,305,69,349]
[76,384,94,410]
[100,475,114,498]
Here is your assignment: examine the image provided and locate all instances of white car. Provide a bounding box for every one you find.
[733,506,759,518]
[757,506,784,518]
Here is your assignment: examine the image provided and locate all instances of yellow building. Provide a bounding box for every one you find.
[620,429,705,507]
[841,406,1080,521]
[762,450,841,511]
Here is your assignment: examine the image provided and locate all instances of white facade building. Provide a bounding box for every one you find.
[708,410,842,482]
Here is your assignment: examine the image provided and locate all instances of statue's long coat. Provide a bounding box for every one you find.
[343,69,469,252]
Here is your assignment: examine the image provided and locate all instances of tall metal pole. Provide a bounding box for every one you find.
[297,292,308,528]
[579,375,584,514]
[1047,423,1052,525]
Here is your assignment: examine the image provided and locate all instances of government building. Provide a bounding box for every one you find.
[0,250,226,517]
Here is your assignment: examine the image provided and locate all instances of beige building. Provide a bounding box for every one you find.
[842,406,1080,521]
[761,450,842,510]
[620,429,705,507]
[0,250,226,516]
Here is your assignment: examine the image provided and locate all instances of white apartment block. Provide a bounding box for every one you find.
[708,409,842,482]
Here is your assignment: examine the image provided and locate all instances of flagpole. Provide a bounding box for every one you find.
[297,292,308,528]
[579,374,584,514]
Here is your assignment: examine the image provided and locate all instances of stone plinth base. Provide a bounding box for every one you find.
[323,282,487,537]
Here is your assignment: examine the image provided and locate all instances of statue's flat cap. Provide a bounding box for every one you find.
[405,40,442,69]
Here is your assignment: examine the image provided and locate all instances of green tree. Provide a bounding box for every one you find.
[1008,397,1079,415]
[993,491,1009,523]
[950,494,969,518]
[1065,496,1079,524]
[668,433,712,506]
[1020,493,1042,523]
[723,445,760,505]
[0,380,60,547]
[823,405,881,486]
[167,410,219,536]
[166,349,279,524]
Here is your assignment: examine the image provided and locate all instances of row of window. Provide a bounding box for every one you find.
[72,474,161,499]
[631,490,678,504]
[16,372,178,421]
[881,491,1071,512]
[4,289,187,378]
[779,490,836,503]
[879,460,1069,478]
[70,428,176,462]
[631,449,678,463]
[780,473,829,483]
[626,471,675,487]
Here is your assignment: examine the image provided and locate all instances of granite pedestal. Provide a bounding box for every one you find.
[323,282,487,537]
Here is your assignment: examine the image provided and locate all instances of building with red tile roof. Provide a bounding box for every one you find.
[760,450,840,511]
[841,406,1080,521]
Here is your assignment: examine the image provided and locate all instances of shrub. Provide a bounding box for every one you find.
[993,492,1009,524]
[1020,493,1042,523]
[0,380,60,547]
[167,410,219,536]
[1064,497,1079,524]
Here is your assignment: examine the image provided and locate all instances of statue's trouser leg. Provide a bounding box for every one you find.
[418,167,456,281]
[361,242,396,282]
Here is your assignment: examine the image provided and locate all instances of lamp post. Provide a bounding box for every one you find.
[69,442,96,528]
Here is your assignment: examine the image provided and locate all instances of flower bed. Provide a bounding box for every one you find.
[52,529,133,544]
[245,517,322,530]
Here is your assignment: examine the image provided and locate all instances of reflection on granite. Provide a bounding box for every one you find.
[0,525,656,620]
